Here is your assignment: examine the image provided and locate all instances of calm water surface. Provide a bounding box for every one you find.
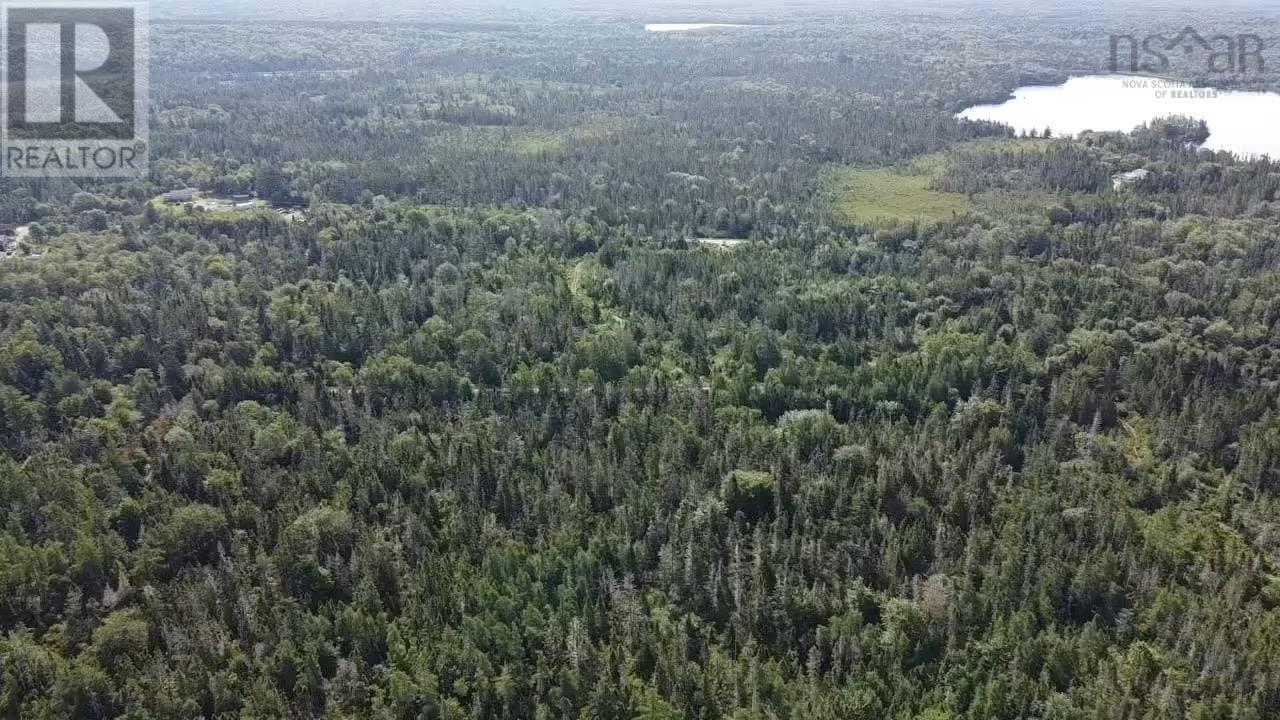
[957,75,1280,159]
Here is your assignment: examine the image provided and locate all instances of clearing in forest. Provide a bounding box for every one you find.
[825,155,971,224]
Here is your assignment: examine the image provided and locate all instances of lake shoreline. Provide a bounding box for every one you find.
[956,74,1280,160]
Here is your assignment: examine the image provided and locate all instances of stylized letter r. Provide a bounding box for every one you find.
[22,21,121,124]
[6,6,136,136]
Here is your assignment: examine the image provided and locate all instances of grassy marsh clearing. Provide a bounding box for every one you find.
[826,156,971,224]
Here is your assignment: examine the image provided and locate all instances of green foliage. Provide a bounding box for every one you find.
[721,470,775,522]
[825,160,972,225]
[2,4,1280,719]
[142,504,228,579]
[92,609,151,671]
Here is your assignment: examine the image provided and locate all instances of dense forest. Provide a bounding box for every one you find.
[4,1,1280,718]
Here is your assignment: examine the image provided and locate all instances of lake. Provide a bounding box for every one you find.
[645,23,754,32]
[957,74,1280,160]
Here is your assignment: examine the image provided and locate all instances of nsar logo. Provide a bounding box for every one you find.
[1110,26,1265,75]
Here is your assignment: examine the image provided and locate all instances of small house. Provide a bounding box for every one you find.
[1111,169,1151,191]
[162,189,196,203]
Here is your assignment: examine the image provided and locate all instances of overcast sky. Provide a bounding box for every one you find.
[144,0,1280,24]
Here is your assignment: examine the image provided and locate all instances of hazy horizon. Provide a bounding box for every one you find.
[148,0,1280,23]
